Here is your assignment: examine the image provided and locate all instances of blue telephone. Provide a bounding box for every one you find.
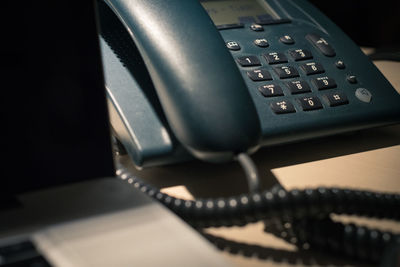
[97,0,400,168]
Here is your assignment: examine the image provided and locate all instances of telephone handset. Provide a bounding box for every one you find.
[98,0,261,164]
[98,0,400,168]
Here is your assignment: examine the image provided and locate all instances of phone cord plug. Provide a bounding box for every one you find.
[116,162,400,265]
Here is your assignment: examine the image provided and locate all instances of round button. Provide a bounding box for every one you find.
[355,88,372,103]
[335,60,345,69]
[254,38,269,47]
[226,41,241,51]
[280,35,295,44]
[250,24,264,31]
[347,75,357,84]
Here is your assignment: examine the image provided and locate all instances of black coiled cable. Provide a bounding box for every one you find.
[116,164,400,264]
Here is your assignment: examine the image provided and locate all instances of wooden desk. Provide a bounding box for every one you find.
[119,58,400,267]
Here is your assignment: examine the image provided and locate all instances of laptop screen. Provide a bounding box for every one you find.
[2,1,115,194]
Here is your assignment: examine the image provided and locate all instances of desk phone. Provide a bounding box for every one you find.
[97,0,400,168]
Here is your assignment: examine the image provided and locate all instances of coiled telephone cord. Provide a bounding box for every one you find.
[116,154,400,264]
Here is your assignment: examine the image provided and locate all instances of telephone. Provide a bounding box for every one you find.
[97,0,400,168]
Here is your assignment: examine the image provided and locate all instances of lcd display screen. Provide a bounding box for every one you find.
[200,0,278,25]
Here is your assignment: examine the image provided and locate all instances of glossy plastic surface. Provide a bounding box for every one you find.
[101,0,262,162]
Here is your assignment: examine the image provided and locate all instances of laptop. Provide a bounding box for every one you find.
[0,1,227,266]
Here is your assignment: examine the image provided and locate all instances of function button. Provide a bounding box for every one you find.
[289,49,313,61]
[355,88,372,103]
[300,62,325,75]
[236,56,261,67]
[335,60,346,69]
[258,84,284,97]
[312,77,337,90]
[280,35,295,44]
[347,75,358,84]
[226,41,241,51]
[264,52,288,64]
[274,66,299,79]
[306,33,336,57]
[270,100,296,114]
[254,38,269,48]
[247,69,272,81]
[286,80,311,94]
[298,96,323,111]
[325,92,349,106]
[250,23,264,31]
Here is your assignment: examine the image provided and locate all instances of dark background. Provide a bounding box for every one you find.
[308,0,400,48]
[2,2,114,195]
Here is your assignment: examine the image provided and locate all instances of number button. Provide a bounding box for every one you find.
[273,66,299,79]
[247,69,272,81]
[286,80,312,94]
[300,62,325,75]
[264,52,288,64]
[298,96,323,111]
[312,77,337,90]
[325,92,349,106]
[289,49,313,61]
[270,100,296,114]
[236,56,261,67]
[258,84,284,97]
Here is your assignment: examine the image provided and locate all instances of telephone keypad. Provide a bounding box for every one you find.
[228,27,357,116]
[258,84,284,97]
[286,80,312,94]
[273,66,299,79]
[247,69,272,81]
[325,92,349,106]
[264,52,288,64]
[300,62,325,75]
[237,56,261,66]
[270,100,296,114]
[298,96,323,111]
[312,77,337,90]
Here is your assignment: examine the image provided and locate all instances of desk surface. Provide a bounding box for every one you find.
[121,55,400,267]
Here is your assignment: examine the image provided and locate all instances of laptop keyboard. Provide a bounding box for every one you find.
[0,240,51,267]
